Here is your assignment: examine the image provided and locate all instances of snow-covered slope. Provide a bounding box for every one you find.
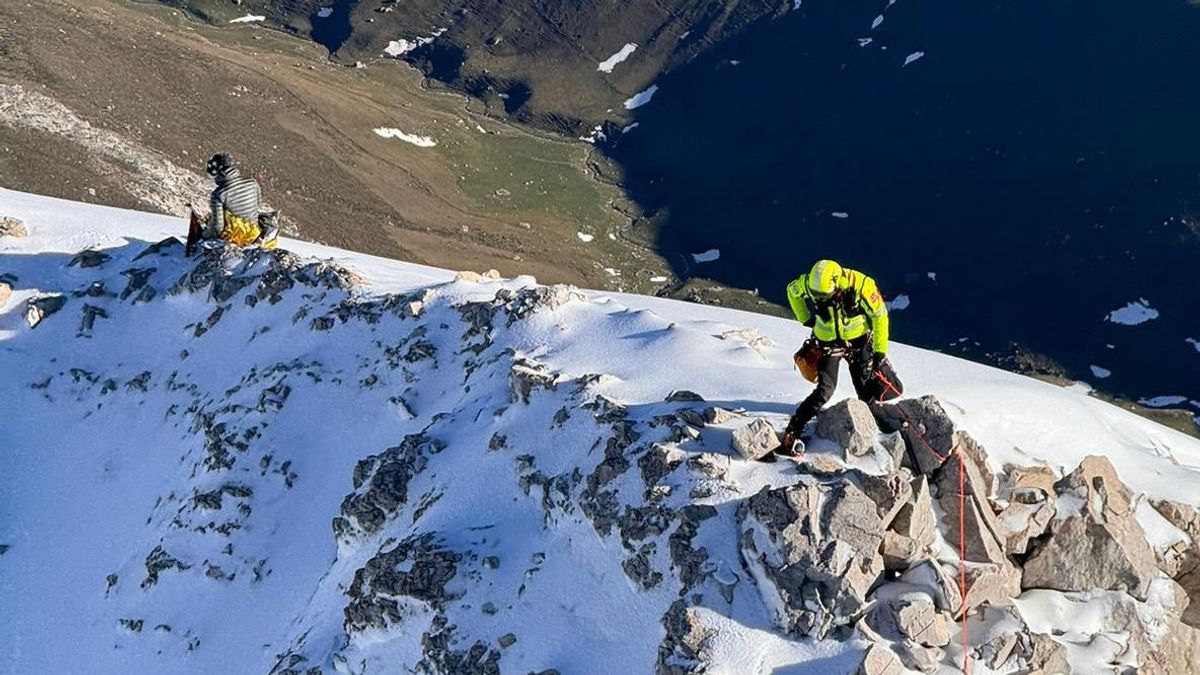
[2,188,1199,675]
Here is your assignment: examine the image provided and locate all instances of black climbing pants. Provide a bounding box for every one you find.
[787,336,874,435]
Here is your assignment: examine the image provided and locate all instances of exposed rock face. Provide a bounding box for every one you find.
[890,476,936,553]
[0,216,27,237]
[867,592,950,648]
[933,450,1007,565]
[657,601,712,674]
[996,464,1057,555]
[739,480,885,638]
[1023,455,1160,600]
[816,398,881,457]
[729,418,778,461]
[854,644,904,675]
[1153,500,1200,626]
[334,433,446,537]
[25,293,65,327]
[344,534,463,633]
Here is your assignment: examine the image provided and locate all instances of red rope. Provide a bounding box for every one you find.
[875,376,971,674]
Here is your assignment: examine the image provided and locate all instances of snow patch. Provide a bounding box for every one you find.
[621,123,640,134]
[598,43,638,73]
[871,15,884,29]
[831,211,849,219]
[1106,298,1159,325]
[858,38,874,48]
[927,272,937,281]
[229,15,265,24]
[692,249,720,263]
[1187,337,1199,352]
[649,276,669,283]
[316,7,333,19]
[384,29,445,57]
[887,294,910,311]
[577,232,595,243]
[903,51,925,66]
[373,128,437,147]
[1089,365,1112,379]
[624,85,659,110]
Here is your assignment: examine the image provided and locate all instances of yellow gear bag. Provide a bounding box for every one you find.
[220,212,262,247]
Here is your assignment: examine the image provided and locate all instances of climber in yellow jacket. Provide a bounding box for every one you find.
[778,259,900,457]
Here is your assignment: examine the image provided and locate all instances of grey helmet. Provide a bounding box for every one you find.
[206,153,234,178]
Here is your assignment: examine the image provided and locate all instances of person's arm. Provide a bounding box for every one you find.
[206,190,224,239]
[787,277,814,326]
[860,276,889,354]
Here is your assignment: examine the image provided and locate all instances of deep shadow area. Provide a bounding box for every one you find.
[604,0,1200,402]
[310,0,357,54]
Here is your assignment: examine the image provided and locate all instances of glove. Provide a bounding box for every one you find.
[871,352,886,372]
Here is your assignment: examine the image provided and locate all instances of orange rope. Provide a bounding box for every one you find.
[875,373,971,673]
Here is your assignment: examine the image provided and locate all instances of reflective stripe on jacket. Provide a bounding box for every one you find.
[786,267,890,354]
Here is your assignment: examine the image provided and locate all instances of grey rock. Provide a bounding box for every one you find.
[960,561,1022,616]
[79,304,108,333]
[336,433,445,536]
[880,531,923,570]
[25,294,66,328]
[69,249,111,268]
[891,475,937,552]
[1152,499,1200,626]
[868,592,950,647]
[704,406,743,425]
[900,559,962,617]
[510,357,557,404]
[666,389,705,402]
[132,237,182,260]
[933,449,1008,565]
[0,216,28,237]
[730,418,779,461]
[344,534,463,632]
[816,398,882,457]
[739,481,885,638]
[656,601,712,675]
[854,644,904,675]
[1023,455,1159,600]
[858,469,913,529]
[893,640,942,673]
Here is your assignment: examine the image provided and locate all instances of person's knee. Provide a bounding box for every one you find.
[811,380,836,406]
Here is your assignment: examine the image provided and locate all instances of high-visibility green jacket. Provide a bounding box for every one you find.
[787,268,890,354]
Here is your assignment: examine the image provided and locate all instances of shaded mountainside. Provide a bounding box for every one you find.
[4,193,1200,673]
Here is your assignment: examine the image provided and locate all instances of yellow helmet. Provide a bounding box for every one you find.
[806,260,843,299]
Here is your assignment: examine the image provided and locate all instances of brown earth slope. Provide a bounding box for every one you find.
[0,0,670,289]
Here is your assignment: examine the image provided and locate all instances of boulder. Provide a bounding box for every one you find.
[816,398,881,457]
[730,418,779,461]
[69,249,111,268]
[0,216,27,237]
[866,592,950,647]
[996,468,1056,556]
[704,406,743,425]
[876,395,958,474]
[1023,456,1159,600]
[666,389,705,403]
[893,641,942,673]
[960,561,1022,615]
[1152,499,1200,627]
[900,559,962,616]
[890,476,937,552]
[933,451,1008,565]
[25,294,66,328]
[854,644,904,675]
[0,280,11,308]
[880,531,923,570]
[858,469,913,529]
[509,358,557,404]
[739,481,885,638]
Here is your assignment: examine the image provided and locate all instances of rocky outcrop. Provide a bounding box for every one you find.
[334,433,446,537]
[0,216,27,237]
[344,534,463,632]
[1152,500,1200,627]
[739,480,885,638]
[25,293,65,328]
[1023,455,1159,600]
